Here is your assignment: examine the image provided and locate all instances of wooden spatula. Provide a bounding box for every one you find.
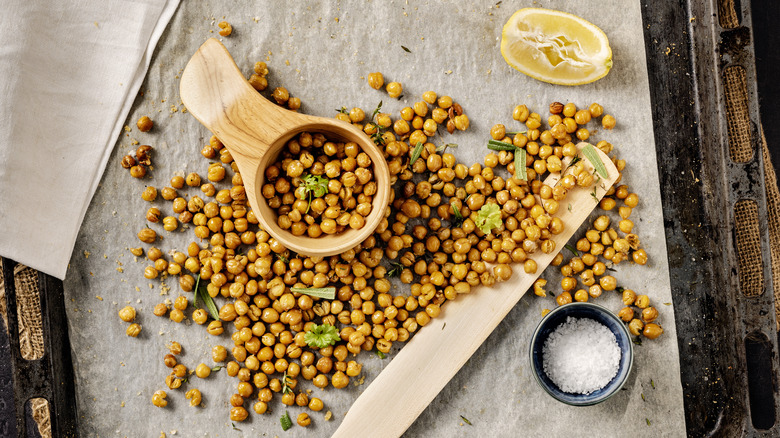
[333,143,619,437]
[180,38,391,257]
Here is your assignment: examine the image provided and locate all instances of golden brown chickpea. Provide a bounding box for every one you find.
[642,307,659,323]
[152,390,168,407]
[248,74,268,91]
[121,155,136,169]
[186,172,201,187]
[136,116,153,132]
[168,341,182,355]
[141,186,157,202]
[126,323,141,337]
[628,318,644,336]
[130,165,146,178]
[618,307,634,322]
[118,306,136,322]
[230,406,249,422]
[195,363,211,378]
[218,21,232,37]
[386,81,403,98]
[643,323,664,339]
[368,72,384,90]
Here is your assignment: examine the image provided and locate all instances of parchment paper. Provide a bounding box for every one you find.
[63,1,686,436]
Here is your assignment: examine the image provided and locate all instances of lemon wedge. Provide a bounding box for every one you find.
[500,8,612,85]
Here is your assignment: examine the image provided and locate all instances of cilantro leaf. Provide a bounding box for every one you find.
[304,323,340,349]
[300,173,329,212]
[474,203,501,234]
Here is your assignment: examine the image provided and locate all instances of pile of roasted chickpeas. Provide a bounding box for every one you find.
[261,132,377,236]
[125,63,659,429]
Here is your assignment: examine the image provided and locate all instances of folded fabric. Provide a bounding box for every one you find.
[0,0,180,279]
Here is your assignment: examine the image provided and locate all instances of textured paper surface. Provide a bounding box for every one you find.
[63,1,686,436]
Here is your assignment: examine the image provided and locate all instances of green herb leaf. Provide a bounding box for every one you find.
[563,156,581,174]
[567,203,572,212]
[409,141,424,169]
[304,323,340,349]
[211,366,223,372]
[475,203,501,235]
[301,173,329,213]
[641,393,646,402]
[633,336,643,346]
[450,201,465,227]
[195,274,219,320]
[650,379,655,389]
[505,131,526,136]
[376,350,386,359]
[232,422,240,431]
[564,244,579,257]
[291,287,336,300]
[280,411,293,431]
[401,45,411,53]
[582,144,608,178]
[386,261,404,278]
[460,415,472,425]
[590,189,599,203]
[370,101,383,122]
[282,371,293,394]
[436,143,458,153]
[514,147,527,181]
[646,418,651,426]
[336,106,348,114]
[486,139,517,151]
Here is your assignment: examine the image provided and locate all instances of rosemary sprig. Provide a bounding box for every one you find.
[486,139,516,151]
[194,274,219,320]
[409,141,424,169]
[386,261,404,278]
[451,200,465,227]
[290,287,336,300]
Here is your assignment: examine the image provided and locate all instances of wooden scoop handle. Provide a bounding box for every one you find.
[332,143,619,438]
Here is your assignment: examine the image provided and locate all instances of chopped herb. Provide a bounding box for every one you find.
[280,411,293,431]
[291,286,336,300]
[276,253,289,263]
[304,323,340,349]
[564,244,579,257]
[232,422,241,431]
[563,156,581,174]
[486,139,517,151]
[442,322,446,330]
[651,379,655,389]
[386,261,404,278]
[376,350,386,359]
[450,201,465,227]
[436,143,458,153]
[590,189,599,202]
[641,393,646,402]
[401,45,412,53]
[615,286,625,294]
[371,129,386,146]
[370,101,383,122]
[663,302,672,306]
[633,336,643,346]
[194,274,219,320]
[514,147,527,181]
[460,415,472,425]
[505,131,525,135]
[211,366,223,372]
[582,144,609,178]
[475,203,501,234]
[646,418,651,426]
[567,203,572,212]
[336,106,348,114]
[282,371,293,394]
[301,173,329,213]
[409,141,424,169]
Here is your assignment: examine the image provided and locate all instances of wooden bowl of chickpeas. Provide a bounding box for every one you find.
[181,38,391,256]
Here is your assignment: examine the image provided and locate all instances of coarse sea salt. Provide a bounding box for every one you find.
[542,316,621,394]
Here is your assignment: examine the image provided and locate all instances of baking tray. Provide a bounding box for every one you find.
[1,0,778,436]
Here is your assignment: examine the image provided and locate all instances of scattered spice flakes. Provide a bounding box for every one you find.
[96,296,103,301]
[121,401,125,407]
[324,410,333,421]
[84,250,91,258]
[646,418,651,426]
[124,125,131,132]
[116,267,124,273]
[541,308,551,316]
[445,70,453,75]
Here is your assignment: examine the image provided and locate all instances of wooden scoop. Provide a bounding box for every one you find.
[180,39,391,257]
[333,143,619,437]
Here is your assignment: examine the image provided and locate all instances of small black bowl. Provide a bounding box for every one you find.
[529,302,633,406]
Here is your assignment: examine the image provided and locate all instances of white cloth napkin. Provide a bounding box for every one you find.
[0,0,180,279]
